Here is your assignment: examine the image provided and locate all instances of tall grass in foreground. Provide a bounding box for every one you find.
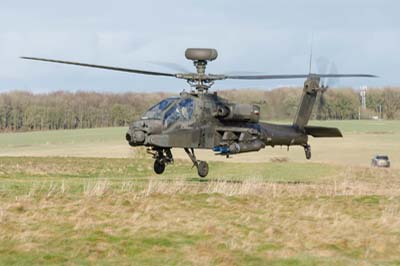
[1,162,400,265]
[2,165,397,199]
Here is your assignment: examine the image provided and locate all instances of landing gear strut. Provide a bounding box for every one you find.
[184,148,209,178]
[149,148,174,175]
[304,144,311,160]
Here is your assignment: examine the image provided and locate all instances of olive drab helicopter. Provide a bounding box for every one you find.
[21,49,376,177]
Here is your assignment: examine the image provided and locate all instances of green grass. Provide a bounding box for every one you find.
[0,157,339,198]
[0,127,123,148]
[0,156,338,180]
[0,120,399,149]
[269,120,400,133]
[1,120,400,168]
[307,120,400,134]
[0,173,399,265]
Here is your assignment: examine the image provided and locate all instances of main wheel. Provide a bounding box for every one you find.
[154,160,165,174]
[197,161,209,178]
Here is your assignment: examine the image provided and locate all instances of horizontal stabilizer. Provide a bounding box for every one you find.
[304,126,343,138]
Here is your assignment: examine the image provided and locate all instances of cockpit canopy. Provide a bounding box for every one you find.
[142,97,179,120]
[163,98,194,127]
[141,97,195,128]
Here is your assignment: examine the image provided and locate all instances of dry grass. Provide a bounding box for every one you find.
[5,167,398,198]
[1,166,400,265]
[269,156,289,163]
[1,121,400,264]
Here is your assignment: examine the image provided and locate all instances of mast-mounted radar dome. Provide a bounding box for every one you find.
[185,48,218,61]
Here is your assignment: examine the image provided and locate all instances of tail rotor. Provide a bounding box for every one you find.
[316,57,339,119]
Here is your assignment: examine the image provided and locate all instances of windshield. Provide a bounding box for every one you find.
[142,97,178,119]
[376,156,389,160]
[164,98,194,127]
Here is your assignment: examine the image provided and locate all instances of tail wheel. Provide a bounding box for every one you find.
[306,150,311,160]
[154,160,166,174]
[304,145,311,160]
[197,161,209,178]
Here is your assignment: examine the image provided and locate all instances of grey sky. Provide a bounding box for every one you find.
[0,0,398,92]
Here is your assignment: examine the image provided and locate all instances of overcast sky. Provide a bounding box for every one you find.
[0,0,398,92]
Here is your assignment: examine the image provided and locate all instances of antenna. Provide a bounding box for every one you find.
[360,85,367,110]
[308,34,314,74]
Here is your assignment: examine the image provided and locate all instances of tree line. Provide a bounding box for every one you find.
[0,88,399,132]
[219,87,400,121]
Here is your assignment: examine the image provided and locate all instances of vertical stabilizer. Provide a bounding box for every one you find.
[293,76,320,129]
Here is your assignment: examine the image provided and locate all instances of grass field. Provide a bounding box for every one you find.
[1,157,399,265]
[0,120,399,167]
[1,120,400,265]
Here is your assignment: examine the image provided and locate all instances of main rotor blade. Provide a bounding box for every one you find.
[226,74,377,80]
[20,57,176,77]
[226,74,310,80]
[318,74,377,78]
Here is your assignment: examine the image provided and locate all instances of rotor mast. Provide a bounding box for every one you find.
[185,48,218,93]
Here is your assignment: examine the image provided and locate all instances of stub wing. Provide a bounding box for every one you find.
[304,126,343,138]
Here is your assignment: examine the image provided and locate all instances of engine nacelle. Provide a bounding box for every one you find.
[217,103,260,123]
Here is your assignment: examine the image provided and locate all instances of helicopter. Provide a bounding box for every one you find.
[21,48,376,177]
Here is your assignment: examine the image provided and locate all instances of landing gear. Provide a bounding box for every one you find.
[148,148,174,175]
[197,161,209,178]
[154,160,165,174]
[304,144,311,160]
[148,147,208,177]
[184,148,209,178]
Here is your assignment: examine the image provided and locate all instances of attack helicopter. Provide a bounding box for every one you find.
[21,48,376,177]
